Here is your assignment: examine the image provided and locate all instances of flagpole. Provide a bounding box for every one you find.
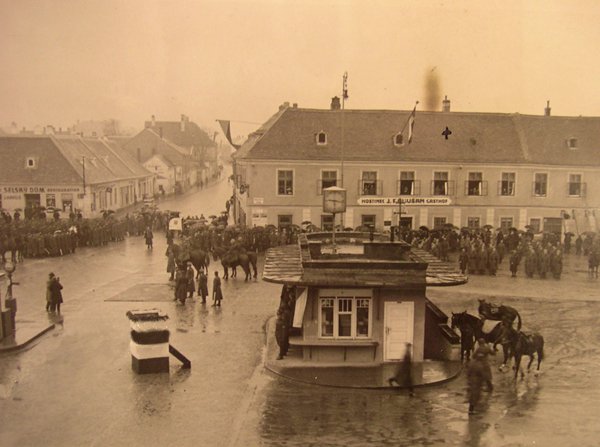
[340,72,347,231]
[399,101,419,138]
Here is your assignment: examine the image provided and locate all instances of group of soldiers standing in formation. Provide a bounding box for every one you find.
[0,208,127,263]
[402,226,573,280]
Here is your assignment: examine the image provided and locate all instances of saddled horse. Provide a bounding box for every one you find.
[212,245,258,281]
[172,244,210,276]
[478,298,522,330]
[505,326,544,380]
[451,311,513,369]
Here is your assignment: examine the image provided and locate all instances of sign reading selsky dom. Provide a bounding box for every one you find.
[231,98,600,236]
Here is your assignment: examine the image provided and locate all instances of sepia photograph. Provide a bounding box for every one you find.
[1,1,600,445]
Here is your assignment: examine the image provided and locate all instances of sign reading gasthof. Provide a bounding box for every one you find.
[357,197,452,206]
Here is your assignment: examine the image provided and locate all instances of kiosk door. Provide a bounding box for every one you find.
[383,301,414,361]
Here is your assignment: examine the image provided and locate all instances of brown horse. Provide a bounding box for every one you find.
[451,311,513,369]
[211,245,258,281]
[506,327,544,380]
[478,299,522,330]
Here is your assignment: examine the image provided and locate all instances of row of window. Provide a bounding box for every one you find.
[277,170,586,198]
[277,212,561,234]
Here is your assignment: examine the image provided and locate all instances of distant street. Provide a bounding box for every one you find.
[1,178,600,445]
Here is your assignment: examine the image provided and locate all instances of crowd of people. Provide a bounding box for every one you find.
[398,225,600,280]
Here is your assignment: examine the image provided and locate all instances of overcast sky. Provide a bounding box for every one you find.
[1,0,599,138]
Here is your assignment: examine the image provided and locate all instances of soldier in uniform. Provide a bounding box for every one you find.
[487,247,499,276]
[458,248,469,274]
[509,250,520,277]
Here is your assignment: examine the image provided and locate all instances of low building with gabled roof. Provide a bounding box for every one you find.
[0,135,154,218]
[120,127,199,195]
[232,100,600,236]
[143,114,219,183]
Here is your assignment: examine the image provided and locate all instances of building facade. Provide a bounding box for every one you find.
[233,101,600,236]
[0,135,154,218]
[121,127,197,195]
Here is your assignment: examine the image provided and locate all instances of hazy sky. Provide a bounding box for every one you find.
[1,0,600,138]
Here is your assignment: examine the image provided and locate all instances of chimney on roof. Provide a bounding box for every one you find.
[442,95,451,112]
[330,96,341,110]
[151,115,156,127]
[181,115,186,132]
[292,103,298,109]
[544,100,551,116]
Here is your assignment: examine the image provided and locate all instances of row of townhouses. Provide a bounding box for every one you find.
[232,99,600,236]
[0,115,219,218]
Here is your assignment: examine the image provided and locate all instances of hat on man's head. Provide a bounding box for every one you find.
[49,272,55,277]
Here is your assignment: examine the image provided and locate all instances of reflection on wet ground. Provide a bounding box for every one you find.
[250,295,600,446]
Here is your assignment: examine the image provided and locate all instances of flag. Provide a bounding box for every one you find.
[217,120,241,150]
[407,107,416,144]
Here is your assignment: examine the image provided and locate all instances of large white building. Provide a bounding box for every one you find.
[232,100,600,236]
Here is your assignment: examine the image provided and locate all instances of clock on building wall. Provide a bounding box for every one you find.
[323,186,347,213]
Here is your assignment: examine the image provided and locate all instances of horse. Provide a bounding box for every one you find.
[450,312,475,362]
[212,245,258,281]
[478,298,522,330]
[507,327,544,380]
[172,243,210,276]
[450,311,513,369]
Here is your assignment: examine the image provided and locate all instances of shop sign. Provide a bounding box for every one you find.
[357,197,452,206]
[2,185,82,194]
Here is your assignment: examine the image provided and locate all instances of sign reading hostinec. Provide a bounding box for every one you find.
[357,197,452,206]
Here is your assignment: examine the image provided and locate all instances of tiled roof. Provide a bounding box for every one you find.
[121,128,192,167]
[52,136,151,184]
[144,120,216,148]
[235,107,600,167]
[0,136,81,184]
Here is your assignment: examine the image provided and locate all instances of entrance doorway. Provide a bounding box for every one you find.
[24,193,41,208]
[383,301,414,361]
[400,216,413,230]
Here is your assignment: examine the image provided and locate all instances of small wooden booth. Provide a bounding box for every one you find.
[263,232,465,366]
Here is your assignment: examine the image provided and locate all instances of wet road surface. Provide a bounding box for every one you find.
[2,179,600,446]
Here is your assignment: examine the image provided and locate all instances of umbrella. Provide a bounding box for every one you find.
[208,215,217,219]
[419,225,430,232]
[564,232,575,236]
[482,224,494,230]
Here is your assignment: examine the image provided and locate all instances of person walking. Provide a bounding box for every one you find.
[388,343,415,396]
[197,270,209,304]
[186,262,195,299]
[473,338,494,392]
[47,272,63,313]
[45,273,54,312]
[174,263,188,304]
[165,245,176,281]
[144,226,154,250]
[212,271,223,307]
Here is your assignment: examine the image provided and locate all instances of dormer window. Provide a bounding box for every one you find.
[567,137,578,149]
[316,131,327,145]
[25,157,37,169]
[393,133,404,147]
